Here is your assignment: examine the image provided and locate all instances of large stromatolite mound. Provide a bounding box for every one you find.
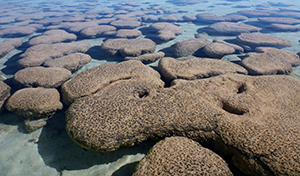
[207,22,261,35]
[170,38,211,57]
[61,60,164,105]
[6,87,63,132]
[0,26,37,37]
[79,25,117,38]
[27,29,77,46]
[236,33,293,47]
[17,42,90,68]
[0,80,11,113]
[65,67,300,175]
[158,57,248,82]
[13,67,72,88]
[124,52,165,64]
[133,137,233,176]
[43,53,92,73]
[147,22,183,42]
[258,17,300,24]
[100,38,156,57]
[0,38,23,57]
[240,47,300,75]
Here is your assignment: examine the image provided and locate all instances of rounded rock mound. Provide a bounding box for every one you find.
[43,53,92,73]
[13,67,72,88]
[133,137,233,176]
[170,38,211,57]
[158,57,248,82]
[207,22,261,35]
[0,80,11,113]
[236,33,293,47]
[101,38,156,57]
[240,47,300,75]
[0,38,23,57]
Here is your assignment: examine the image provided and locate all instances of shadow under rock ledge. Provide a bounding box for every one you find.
[37,108,157,172]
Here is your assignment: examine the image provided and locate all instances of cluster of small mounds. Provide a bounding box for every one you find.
[63,59,300,175]
[0,38,23,57]
[146,22,183,42]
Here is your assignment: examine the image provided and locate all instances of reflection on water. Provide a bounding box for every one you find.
[0,0,299,175]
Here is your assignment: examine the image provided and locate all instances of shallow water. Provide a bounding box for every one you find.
[0,0,300,175]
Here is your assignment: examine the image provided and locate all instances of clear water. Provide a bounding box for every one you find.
[0,0,300,175]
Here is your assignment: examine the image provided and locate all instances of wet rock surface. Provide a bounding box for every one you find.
[158,57,247,82]
[0,38,23,57]
[133,137,233,176]
[114,29,142,38]
[207,22,261,35]
[0,81,11,113]
[203,42,236,58]
[65,71,300,175]
[147,22,183,42]
[237,33,293,47]
[17,41,90,68]
[124,52,165,64]
[79,25,117,38]
[100,38,156,56]
[240,47,300,75]
[170,38,211,57]
[0,26,37,37]
[13,67,72,88]
[258,17,300,24]
[6,87,63,120]
[43,53,92,73]
[27,29,77,46]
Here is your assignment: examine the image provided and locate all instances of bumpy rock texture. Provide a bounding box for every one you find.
[159,57,247,82]
[148,22,183,42]
[240,47,300,75]
[0,38,23,57]
[237,33,293,47]
[18,42,90,68]
[124,52,165,64]
[6,87,63,119]
[13,67,72,88]
[65,61,300,175]
[0,80,11,113]
[133,137,233,176]
[61,60,164,105]
[27,29,77,46]
[101,38,156,57]
[170,38,211,57]
[43,53,92,73]
[207,22,261,35]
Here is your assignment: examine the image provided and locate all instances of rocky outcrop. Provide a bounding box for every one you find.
[240,47,300,75]
[79,25,116,38]
[236,33,293,47]
[65,72,300,175]
[207,22,261,35]
[6,87,63,132]
[114,29,142,38]
[170,38,211,57]
[124,52,165,64]
[133,137,233,176]
[43,53,92,73]
[100,38,156,57]
[147,22,183,42]
[0,80,11,113]
[13,67,72,88]
[27,29,77,46]
[110,19,141,29]
[17,42,90,68]
[0,26,37,37]
[0,38,23,57]
[158,57,247,82]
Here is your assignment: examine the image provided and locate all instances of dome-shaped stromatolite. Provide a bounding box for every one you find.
[110,19,141,29]
[13,67,72,88]
[236,33,293,47]
[79,25,116,38]
[27,29,77,46]
[17,41,90,68]
[207,22,261,35]
[66,72,300,175]
[170,38,211,57]
[203,42,236,58]
[124,51,165,64]
[101,38,156,57]
[0,38,23,57]
[6,87,63,132]
[270,23,300,32]
[258,17,300,25]
[43,53,92,73]
[114,29,142,38]
[0,80,11,113]
[158,57,247,82]
[133,137,233,176]
[0,25,37,37]
[240,47,300,75]
[148,22,183,42]
[61,60,164,105]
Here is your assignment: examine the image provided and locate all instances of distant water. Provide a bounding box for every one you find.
[0,0,300,176]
